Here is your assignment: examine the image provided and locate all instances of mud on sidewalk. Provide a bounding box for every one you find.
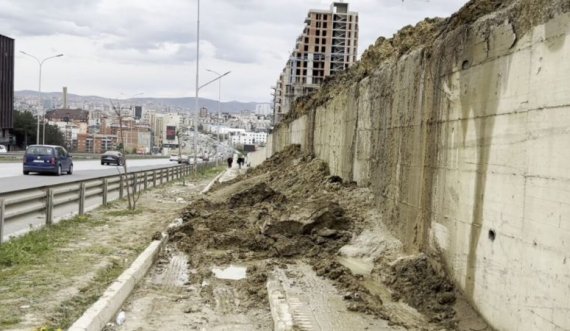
[113,145,491,331]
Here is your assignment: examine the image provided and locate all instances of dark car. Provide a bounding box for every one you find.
[101,151,125,166]
[178,154,189,164]
[23,145,73,175]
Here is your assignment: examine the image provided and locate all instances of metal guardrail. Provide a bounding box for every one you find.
[0,162,216,244]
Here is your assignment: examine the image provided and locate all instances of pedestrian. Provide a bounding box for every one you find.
[227,157,233,168]
[237,156,244,169]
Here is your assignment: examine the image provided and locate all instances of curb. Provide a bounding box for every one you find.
[68,234,168,331]
[200,169,226,194]
[267,274,295,331]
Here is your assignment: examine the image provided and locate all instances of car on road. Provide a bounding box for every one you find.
[169,154,179,162]
[23,145,73,175]
[0,144,6,153]
[178,155,189,164]
[101,150,125,166]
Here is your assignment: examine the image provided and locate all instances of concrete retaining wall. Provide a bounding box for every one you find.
[271,5,570,331]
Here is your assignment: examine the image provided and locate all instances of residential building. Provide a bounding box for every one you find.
[255,103,272,116]
[231,131,268,145]
[76,133,117,154]
[0,34,14,147]
[273,1,358,122]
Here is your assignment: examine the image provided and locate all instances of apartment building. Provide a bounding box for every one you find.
[231,131,268,145]
[273,2,358,122]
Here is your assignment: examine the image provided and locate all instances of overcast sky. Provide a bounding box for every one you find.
[1,0,469,103]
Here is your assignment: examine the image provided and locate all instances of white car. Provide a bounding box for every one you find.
[0,145,6,153]
[169,154,179,162]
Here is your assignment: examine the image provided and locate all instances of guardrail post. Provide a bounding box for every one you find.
[102,179,108,206]
[46,188,54,226]
[0,198,5,244]
[119,174,124,199]
[133,173,138,195]
[153,170,157,187]
[79,183,86,215]
[144,172,148,190]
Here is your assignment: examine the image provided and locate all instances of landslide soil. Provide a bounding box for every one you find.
[169,145,478,330]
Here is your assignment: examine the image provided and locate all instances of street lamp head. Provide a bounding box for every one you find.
[56,54,64,57]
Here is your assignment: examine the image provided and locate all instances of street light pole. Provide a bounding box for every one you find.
[20,51,64,145]
[193,0,200,169]
[206,69,231,166]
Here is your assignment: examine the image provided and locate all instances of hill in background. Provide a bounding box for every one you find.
[15,90,264,114]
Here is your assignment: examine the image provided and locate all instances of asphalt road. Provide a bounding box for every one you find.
[0,158,177,194]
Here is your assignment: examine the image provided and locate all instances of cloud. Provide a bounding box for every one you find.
[6,0,470,102]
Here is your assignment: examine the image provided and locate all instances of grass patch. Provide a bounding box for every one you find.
[44,259,125,330]
[0,215,93,267]
[0,316,21,328]
[195,166,225,179]
[103,209,143,217]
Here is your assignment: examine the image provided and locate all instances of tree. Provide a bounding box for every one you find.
[40,124,65,146]
[110,99,142,210]
[13,110,37,148]
[13,110,65,148]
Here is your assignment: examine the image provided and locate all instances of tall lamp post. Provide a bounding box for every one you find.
[206,69,231,166]
[193,0,201,170]
[20,51,64,144]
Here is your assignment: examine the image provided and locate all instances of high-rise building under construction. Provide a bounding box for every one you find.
[273,2,358,123]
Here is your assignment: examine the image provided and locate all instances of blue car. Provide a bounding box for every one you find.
[23,145,73,175]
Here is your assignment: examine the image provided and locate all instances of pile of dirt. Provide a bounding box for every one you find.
[386,255,457,327]
[168,145,362,311]
[165,145,469,329]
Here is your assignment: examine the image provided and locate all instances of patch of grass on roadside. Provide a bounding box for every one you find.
[0,215,93,267]
[103,209,143,217]
[0,316,21,328]
[44,259,125,330]
[195,166,225,179]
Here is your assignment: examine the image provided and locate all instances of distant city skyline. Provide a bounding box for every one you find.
[1,0,470,102]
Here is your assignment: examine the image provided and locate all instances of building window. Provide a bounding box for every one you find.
[323,22,327,28]
[324,14,328,20]
[314,46,319,52]
[304,45,308,52]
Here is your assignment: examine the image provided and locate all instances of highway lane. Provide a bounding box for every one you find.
[0,158,177,194]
